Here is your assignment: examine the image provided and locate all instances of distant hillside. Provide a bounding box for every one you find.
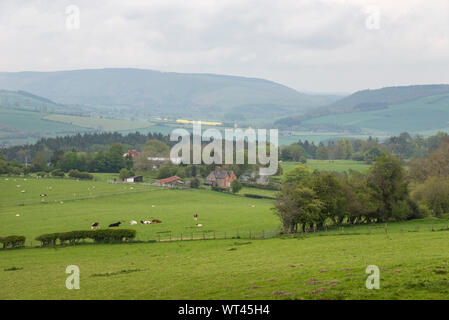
[325,84,449,114]
[0,69,341,121]
[275,85,449,133]
[0,90,63,112]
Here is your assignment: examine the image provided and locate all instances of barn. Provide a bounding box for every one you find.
[126,176,143,183]
[152,176,184,187]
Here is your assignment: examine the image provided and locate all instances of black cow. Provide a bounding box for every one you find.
[108,221,121,227]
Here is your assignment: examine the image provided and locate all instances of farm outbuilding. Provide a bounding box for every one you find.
[126,176,143,183]
[152,176,184,187]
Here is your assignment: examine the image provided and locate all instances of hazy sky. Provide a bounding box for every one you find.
[1,0,448,93]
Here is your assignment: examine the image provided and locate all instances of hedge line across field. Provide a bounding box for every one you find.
[35,229,136,247]
[0,235,26,249]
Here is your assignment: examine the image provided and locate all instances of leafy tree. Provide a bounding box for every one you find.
[119,168,135,181]
[308,172,347,226]
[142,139,170,156]
[367,152,410,221]
[31,152,47,172]
[190,178,200,188]
[412,176,449,217]
[157,164,177,179]
[273,185,323,233]
[281,164,311,185]
[231,179,242,193]
[106,143,126,172]
[281,145,306,163]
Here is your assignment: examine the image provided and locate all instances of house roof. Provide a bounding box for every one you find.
[155,176,182,184]
[211,170,234,179]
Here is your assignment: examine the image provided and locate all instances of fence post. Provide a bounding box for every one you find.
[262,230,265,239]
[385,223,388,234]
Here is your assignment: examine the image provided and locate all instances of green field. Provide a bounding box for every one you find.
[0,177,278,242]
[281,160,370,174]
[1,174,449,300]
[44,114,152,131]
[303,93,449,136]
[0,108,88,146]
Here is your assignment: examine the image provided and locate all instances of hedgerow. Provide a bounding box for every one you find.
[0,235,26,249]
[35,229,136,247]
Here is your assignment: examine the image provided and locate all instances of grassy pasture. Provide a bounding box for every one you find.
[0,176,278,242]
[1,171,449,300]
[0,108,88,146]
[1,228,449,299]
[303,93,449,135]
[44,114,152,131]
[280,160,370,174]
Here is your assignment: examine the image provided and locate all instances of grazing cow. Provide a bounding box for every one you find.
[194,213,198,221]
[130,220,138,225]
[109,221,121,227]
[91,222,99,230]
[151,219,162,224]
[141,220,151,225]
[40,194,47,197]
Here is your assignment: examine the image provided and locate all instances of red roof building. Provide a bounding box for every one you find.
[123,150,139,158]
[152,176,184,187]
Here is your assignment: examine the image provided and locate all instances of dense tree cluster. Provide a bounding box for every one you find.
[0,131,172,162]
[274,153,421,233]
[281,132,449,163]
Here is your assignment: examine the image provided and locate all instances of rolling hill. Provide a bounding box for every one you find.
[0,68,341,121]
[275,85,449,135]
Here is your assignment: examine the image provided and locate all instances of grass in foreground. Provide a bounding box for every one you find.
[1,228,449,299]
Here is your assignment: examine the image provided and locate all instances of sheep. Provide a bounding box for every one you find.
[140,220,152,225]
[151,219,162,223]
[196,224,203,227]
[91,222,99,230]
[130,220,138,225]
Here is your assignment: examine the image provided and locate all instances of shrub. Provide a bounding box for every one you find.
[241,182,280,191]
[190,178,200,188]
[0,235,26,249]
[36,171,47,178]
[68,169,93,180]
[244,194,276,200]
[51,169,65,178]
[231,179,242,194]
[211,186,229,192]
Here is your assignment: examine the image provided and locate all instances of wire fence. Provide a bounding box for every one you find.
[136,228,281,242]
[6,222,449,249]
